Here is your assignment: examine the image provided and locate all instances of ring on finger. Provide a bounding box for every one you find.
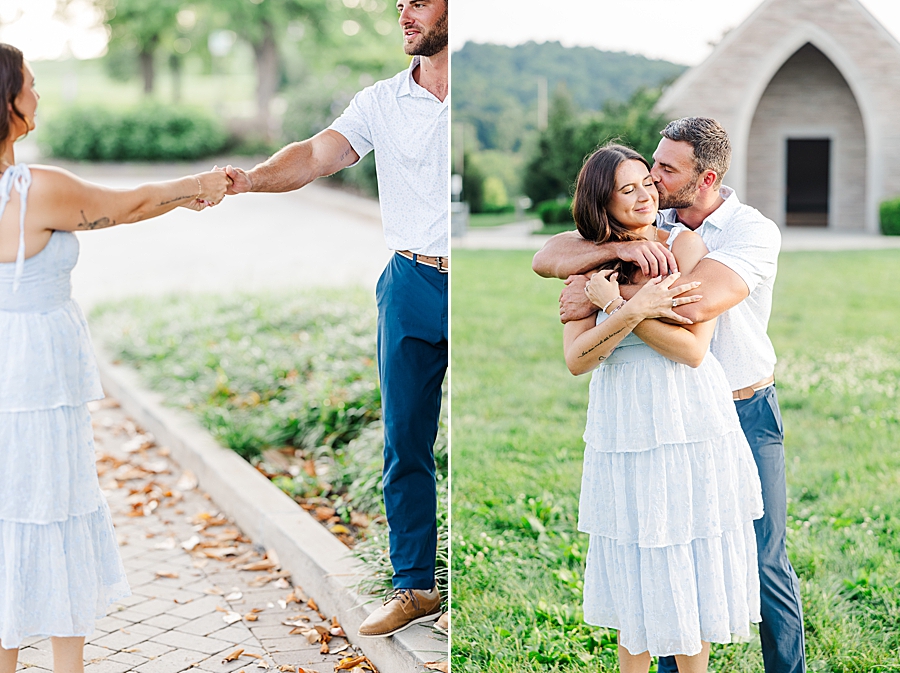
[672,298,677,307]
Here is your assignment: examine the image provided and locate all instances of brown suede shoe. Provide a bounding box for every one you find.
[357,587,441,638]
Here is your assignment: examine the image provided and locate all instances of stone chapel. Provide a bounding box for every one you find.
[657,0,900,233]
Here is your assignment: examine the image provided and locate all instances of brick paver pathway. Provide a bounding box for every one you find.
[15,398,377,673]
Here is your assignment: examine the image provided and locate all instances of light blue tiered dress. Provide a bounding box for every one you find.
[0,164,130,649]
[578,226,764,657]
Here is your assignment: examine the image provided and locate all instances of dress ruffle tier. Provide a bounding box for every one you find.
[0,300,103,412]
[0,503,131,648]
[578,329,763,657]
[1,220,130,649]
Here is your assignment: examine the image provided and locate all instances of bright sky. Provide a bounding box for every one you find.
[451,0,900,65]
[0,0,107,60]
[3,0,900,65]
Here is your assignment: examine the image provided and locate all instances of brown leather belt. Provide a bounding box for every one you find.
[396,250,449,273]
[733,374,775,401]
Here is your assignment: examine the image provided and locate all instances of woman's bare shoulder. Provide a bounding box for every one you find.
[670,228,709,273]
[29,164,82,186]
[671,228,707,252]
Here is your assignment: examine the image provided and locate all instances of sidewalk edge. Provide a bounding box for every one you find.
[95,347,447,673]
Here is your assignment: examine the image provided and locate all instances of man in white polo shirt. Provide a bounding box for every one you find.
[533,118,806,673]
[222,0,448,639]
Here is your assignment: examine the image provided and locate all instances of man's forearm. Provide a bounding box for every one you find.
[247,141,318,193]
[533,232,620,279]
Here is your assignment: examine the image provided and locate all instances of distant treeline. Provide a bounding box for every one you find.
[452,41,687,152]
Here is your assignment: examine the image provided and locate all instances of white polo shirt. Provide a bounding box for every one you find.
[329,56,448,257]
[659,186,781,390]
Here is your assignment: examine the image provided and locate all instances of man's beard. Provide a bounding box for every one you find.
[405,9,448,56]
[658,177,699,210]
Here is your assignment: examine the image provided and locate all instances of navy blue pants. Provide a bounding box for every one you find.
[375,253,448,589]
[658,386,806,672]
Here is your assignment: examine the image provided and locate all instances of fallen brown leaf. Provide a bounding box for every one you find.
[155,571,179,579]
[222,648,244,663]
[307,598,318,612]
[239,559,278,572]
[313,506,336,521]
[424,663,448,673]
[319,641,329,654]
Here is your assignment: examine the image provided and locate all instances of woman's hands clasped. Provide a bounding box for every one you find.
[585,270,702,325]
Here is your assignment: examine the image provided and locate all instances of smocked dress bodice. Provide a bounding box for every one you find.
[0,227,104,413]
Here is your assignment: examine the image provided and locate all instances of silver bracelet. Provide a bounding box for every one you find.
[607,298,627,317]
[601,296,622,313]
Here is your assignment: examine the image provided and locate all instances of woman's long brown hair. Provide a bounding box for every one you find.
[572,143,655,283]
[0,44,26,146]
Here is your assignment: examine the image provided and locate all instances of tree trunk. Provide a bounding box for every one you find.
[252,20,279,140]
[139,36,159,95]
[170,54,182,104]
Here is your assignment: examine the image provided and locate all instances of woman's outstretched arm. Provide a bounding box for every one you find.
[27,166,231,232]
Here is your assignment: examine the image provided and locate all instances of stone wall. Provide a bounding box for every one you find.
[746,43,866,229]
[657,0,900,232]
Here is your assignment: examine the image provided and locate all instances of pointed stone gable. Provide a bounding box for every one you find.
[657,0,900,232]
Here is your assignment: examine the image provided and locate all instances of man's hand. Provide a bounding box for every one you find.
[224,165,252,195]
[560,275,599,323]
[616,239,678,277]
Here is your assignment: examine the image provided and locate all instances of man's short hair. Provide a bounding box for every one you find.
[661,117,731,188]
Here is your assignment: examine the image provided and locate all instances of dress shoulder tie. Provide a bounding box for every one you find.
[0,164,34,293]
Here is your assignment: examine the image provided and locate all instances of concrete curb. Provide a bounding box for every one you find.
[95,347,447,673]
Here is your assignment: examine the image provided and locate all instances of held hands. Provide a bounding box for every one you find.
[627,272,702,324]
[223,165,252,195]
[183,169,233,211]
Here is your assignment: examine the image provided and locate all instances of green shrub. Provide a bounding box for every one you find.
[536,198,574,226]
[879,198,900,235]
[41,105,228,162]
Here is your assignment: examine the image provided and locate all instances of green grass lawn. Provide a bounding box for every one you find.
[90,290,447,602]
[468,212,538,227]
[450,249,900,672]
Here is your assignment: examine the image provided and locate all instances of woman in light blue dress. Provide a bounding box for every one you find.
[562,145,763,673]
[0,44,231,673]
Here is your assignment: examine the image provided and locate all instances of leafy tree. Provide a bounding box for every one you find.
[85,0,183,95]
[202,0,327,139]
[522,88,669,206]
[578,88,670,164]
[521,86,583,205]
[462,152,485,213]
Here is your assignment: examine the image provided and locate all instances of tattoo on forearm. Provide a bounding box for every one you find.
[339,148,352,162]
[158,195,194,206]
[579,326,625,359]
[78,210,116,230]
